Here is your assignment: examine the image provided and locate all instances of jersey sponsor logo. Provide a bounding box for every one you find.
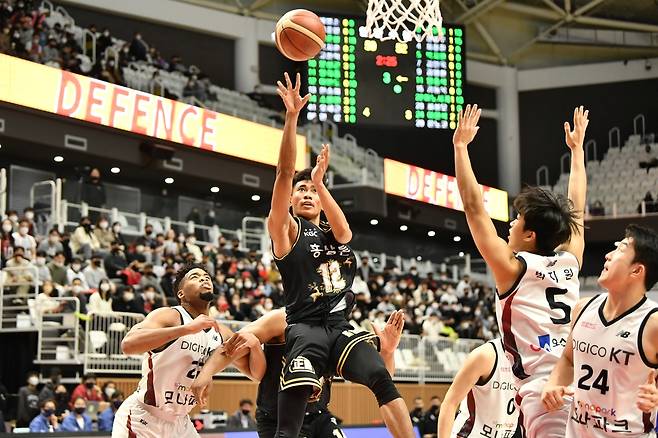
[303,229,319,238]
[572,338,635,365]
[164,390,196,406]
[576,400,616,417]
[139,418,148,426]
[616,330,631,338]
[580,321,598,330]
[492,381,517,391]
[180,340,213,356]
[289,356,314,373]
[530,334,567,352]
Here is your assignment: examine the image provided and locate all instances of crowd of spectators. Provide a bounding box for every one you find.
[0,0,220,105]
[409,396,442,437]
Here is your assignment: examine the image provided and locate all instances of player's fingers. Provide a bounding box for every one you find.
[647,369,656,385]
[301,93,311,107]
[564,122,571,137]
[295,72,301,91]
[284,72,292,89]
[583,109,589,122]
[474,108,482,126]
[372,323,381,336]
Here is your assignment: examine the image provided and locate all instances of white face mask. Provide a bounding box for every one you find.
[72,285,83,294]
[36,257,46,266]
[113,226,121,233]
[244,281,253,289]
[2,224,11,233]
[124,292,135,301]
[104,387,115,398]
[100,283,110,292]
[8,215,18,222]
[19,226,29,235]
[28,376,39,386]
[145,291,156,301]
[49,235,59,243]
[25,211,34,220]
[72,264,81,272]
[264,302,273,310]
[99,222,108,229]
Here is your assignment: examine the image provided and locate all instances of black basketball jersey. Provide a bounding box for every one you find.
[257,342,332,415]
[274,216,356,324]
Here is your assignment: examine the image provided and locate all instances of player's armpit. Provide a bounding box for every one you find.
[641,312,658,367]
[268,213,298,259]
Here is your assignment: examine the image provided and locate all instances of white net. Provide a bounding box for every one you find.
[364,0,443,43]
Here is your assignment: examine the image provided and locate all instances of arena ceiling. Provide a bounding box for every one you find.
[183,0,658,69]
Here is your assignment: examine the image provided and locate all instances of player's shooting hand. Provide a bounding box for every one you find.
[636,370,658,413]
[453,104,482,149]
[277,72,310,114]
[373,310,405,355]
[191,374,213,408]
[224,332,259,356]
[311,144,330,187]
[564,105,589,150]
[541,383,574,412]
[185,315,220,335]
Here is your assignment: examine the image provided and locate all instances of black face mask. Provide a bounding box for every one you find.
[85,382,95,389]
[241,409,251,416]
[43,409,54,417]
[74,407,86,415]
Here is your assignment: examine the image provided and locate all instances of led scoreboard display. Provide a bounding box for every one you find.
[306,16,465,130]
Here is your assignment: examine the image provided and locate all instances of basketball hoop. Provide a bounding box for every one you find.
[364,0,443,43]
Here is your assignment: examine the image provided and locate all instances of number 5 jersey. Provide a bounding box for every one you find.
[566,293,658,437]
[495,250,580,385]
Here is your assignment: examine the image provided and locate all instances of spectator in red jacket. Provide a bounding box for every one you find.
[69,373,103,408]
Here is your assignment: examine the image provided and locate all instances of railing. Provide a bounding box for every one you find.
[30,178,61,237]
[633,114,645,137]
[35,296,81,364]
[0,266,40,332]
[241,217,267,253]
[608,126,620,150]
[84,311,145,374]
[536,165,549,186]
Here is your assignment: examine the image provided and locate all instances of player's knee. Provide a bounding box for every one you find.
[368,364,401,407]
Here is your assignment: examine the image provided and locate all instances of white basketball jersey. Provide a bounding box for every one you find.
[496,250,580,385]
[133,306,223,417]
[566,294,658,438]
[452,339,519,437]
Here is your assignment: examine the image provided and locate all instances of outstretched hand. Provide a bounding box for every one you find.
[453,104,482,149]
[564,106,589,150]
[311,144,330,187]
[373,310,405,355]
[277,72,310,114]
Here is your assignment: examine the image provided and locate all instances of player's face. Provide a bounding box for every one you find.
[179,268,214,303]
[291,180,321,220]
[598,237,640,290]
[508,214,532,251]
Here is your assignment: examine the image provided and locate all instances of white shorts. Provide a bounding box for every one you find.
[112,394,199,438]
[517,377,572,438]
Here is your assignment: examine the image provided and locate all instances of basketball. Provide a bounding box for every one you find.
[275,9,326,61]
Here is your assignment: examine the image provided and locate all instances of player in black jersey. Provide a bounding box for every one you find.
[191,308,406,438]
[267,73,413,438]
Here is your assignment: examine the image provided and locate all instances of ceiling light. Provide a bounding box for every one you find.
[399,225,408,231]
[210,186,220,193]
[459,251,465,257]
[110,167,120,174]
[453,235,461,242]
[427,230,436,237]
[164,177,174,184]
[370,219,379,225]
[251,194,261,201]
[53,155,64,162]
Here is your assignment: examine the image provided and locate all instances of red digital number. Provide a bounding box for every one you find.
[376,55,398,67]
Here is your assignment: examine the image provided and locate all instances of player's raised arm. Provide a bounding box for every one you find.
[453,104,522,293]
[556,106,589,267]
[312,144,352,243]
[268,72,309,258]
[121,308,220,355]
[437,343,495,438]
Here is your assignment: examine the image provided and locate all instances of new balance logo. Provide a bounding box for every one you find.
[616,330,631,338]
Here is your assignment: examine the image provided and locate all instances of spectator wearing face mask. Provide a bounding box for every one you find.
[38,368,63,406]
[99,390,124,432]
[96,28,112,54]
[185,233,202,263]
[104,241,128,280]
[112,286,144,314]
[227,399,257,429]
[80,168,106,222]
[162,229,179,257]
[22,207,36,233]
[67,278,88,313]
[5,246,34,303]
[160,263,178,305]
[29,399,59,432]
[69,374,102,407]
[111,221,127,249]
[83,255,106,289]
[88,279,114,313]
[17,372,41,427]
[129,32,148,61]
[93,217,114,252]
[101,381,117,402]
[66,258,89,289]
[141,285,164,314]
[60,397,92,432]
[70,217,100,260]
[37,229,63,259]
[33,251,51,283]
[139,263,164,292]
[1,218,15,266]
[134,224,156,260]
[47,252,68,287]
[12,219,37,259]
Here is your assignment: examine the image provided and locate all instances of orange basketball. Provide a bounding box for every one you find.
[275,9,326,62]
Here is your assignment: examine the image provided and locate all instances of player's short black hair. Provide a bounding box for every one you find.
[173,263,210,303]
[292,167,327,187]
[513,186,580,254]
[239,399,253,406]
[625,224,658,290]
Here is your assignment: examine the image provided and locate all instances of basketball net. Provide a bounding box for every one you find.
[364,0,443,42]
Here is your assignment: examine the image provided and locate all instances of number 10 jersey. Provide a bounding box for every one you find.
[496,250,580,385]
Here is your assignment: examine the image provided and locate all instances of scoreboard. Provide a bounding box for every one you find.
[306,16,465,130]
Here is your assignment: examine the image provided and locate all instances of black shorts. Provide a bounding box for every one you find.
[299,411,344,438]
[256,409,277,438]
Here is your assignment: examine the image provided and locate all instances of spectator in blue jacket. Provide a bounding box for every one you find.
[29,399,59,433]
[98,390,124,432]
[60,396,93,432]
